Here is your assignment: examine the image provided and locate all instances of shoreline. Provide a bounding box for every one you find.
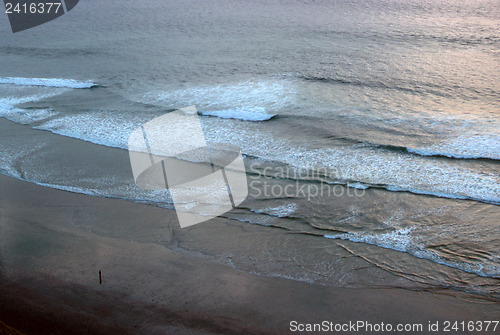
[1,174,499,334]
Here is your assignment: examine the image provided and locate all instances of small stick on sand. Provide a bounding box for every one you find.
[99,270,102,285]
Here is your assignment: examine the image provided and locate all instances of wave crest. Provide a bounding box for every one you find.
[199,107,276,121]
[0,77,97,89]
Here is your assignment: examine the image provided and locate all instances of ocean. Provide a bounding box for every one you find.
[1,0,499,296]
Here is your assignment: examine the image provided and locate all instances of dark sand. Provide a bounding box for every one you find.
[1,174,499,334]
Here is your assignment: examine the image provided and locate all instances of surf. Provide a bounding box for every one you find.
[0,77,97,89]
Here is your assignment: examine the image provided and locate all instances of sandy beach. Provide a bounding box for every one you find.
[1,174,498,334]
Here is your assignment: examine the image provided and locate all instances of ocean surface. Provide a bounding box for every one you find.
[1,0,499,296]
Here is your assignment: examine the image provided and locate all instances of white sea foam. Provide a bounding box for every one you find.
[0,94,63,124]
[408,135,500,160]
[254,203,298,217]
[325,227,415,253]
[0,77,97,89]
[0,107,58,125]
[199,107,276,121]
[35,112,144,149]
[5,105,498,205]
[0,94,60,108]
[202,120,500,204]
[347,182,370,190]
[324,228,500,278]
[142,80,297,113]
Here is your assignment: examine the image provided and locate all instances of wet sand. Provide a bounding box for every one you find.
[1,174,499,334]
